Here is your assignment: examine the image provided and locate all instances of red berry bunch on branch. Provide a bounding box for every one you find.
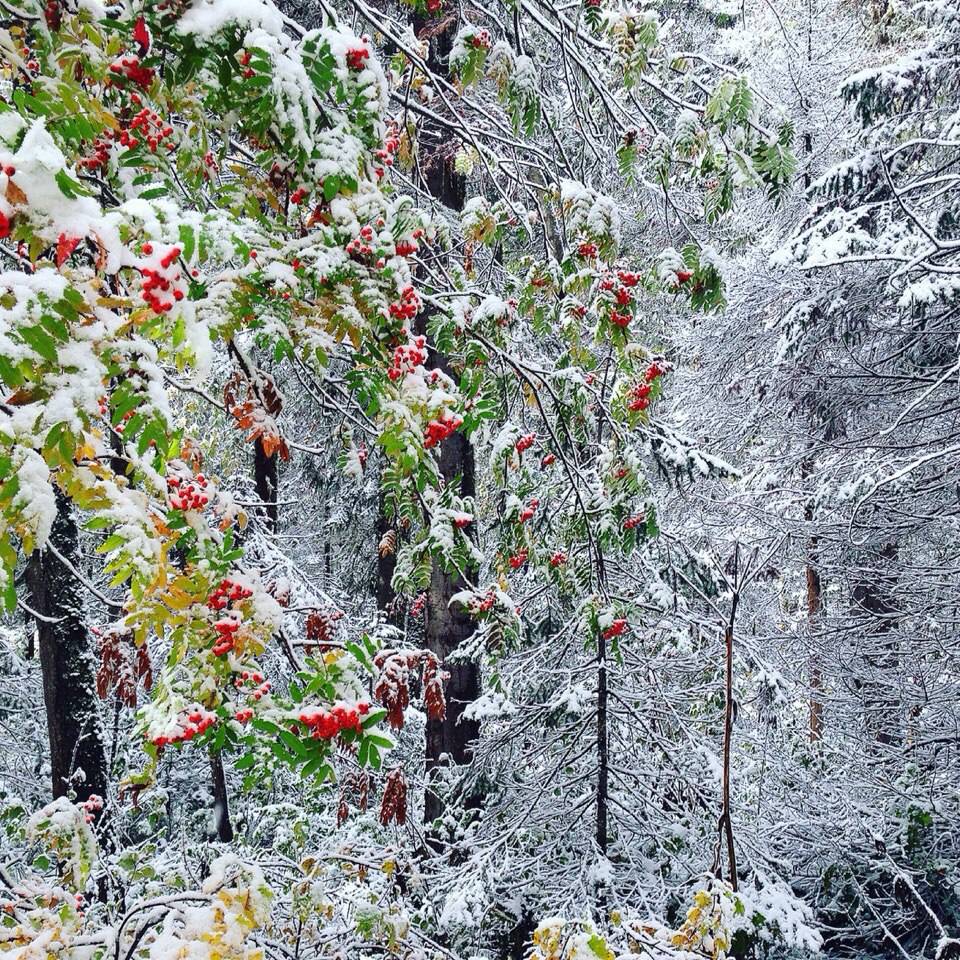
[424,410,463,448]
[388,334,427,380]
[167,471,209,510]
[388,285,420,322]
[140,244,185,315]
[298,701,370,739]
[602,618,628,640]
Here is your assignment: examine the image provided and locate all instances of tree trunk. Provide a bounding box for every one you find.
[26,490,109,808]
[253,437,278,533]
[409,12,480,829]
[209,749,235,842]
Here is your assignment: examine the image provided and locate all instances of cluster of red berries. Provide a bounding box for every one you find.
[453,512,472,529]
[602,618,627,640]
[618,269,641,287]
[427,0,446,11]
[212,611,242,656]
[509,549,527,569]
[140,244,186,314]
[473,587,497,613]
[346,46,370,70]
[469,29,492,49]
[168,472,209,511]
[290,187,308,204]
[375,129,401,175]
[388,334,427,380]
[424,410,463,448]
[676,269,694,284]
[107,55,155,90]
[624,514,645,530]
[388,285,420,321]
[80,795,102,824]
[122,108,174,154]
[627,362,667,412]
[519,499,539,523]
[627,382,652,411]
[395,238,419,257]
[298,702,370,739]
[200,150,218,180]
[541,453,556,467]
[238,50,254,79]
[516,432,536,453]
[235,670,270,704]
[44,0,62,30]
[207,577,253,612]
[410,592,427,617]
[151,709,216,748]
[80,134,112,171]
[579,241,598,259]
[346,224,376,257]
[550,552,566,566]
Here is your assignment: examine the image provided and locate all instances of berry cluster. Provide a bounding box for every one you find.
[388,285,420,322]
[238,50,254,79]
[578,241,598,259]
[346,46,370,70]
[624,513,645,530]
[388,334,427,380]
[207,577,253,612]
[290,187,308,204]
[602,619,628,640]
[213,611,242,656]
[452,512,472,529]
[168,472,209,510]
[550,552,566,566]
[122,108,174,154]
[473,587,497,613]
[81,795,102,824]
[395,237,420,257]
[107,55,155,90]
[235,670,270,703]
[80,134,112,171]
[627,361,667,412]
[516,432,536,453]
[410,592,427,617]
[509,549,527,569]
[346,224,376,257]
[375,128,401,176]
[424,410,463,448]
[140,244,186,314]
[519,499,539,523]
[469,29,492,49]
[298,701,370,739]
[541,453,556,467]
[151,709,216,748]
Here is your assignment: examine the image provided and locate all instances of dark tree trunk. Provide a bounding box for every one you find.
[25,491,109,808]
[253,438,278,533]
[209,750,235,842]
[408,12,479,830]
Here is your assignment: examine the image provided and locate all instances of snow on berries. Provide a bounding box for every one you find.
[388,285,420,322]
[140,244,186,315]
[297,701,370,741]
[388,333,427,381]
[167,469,210,511]
[346,46,370,71]
[424,409,463,448]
